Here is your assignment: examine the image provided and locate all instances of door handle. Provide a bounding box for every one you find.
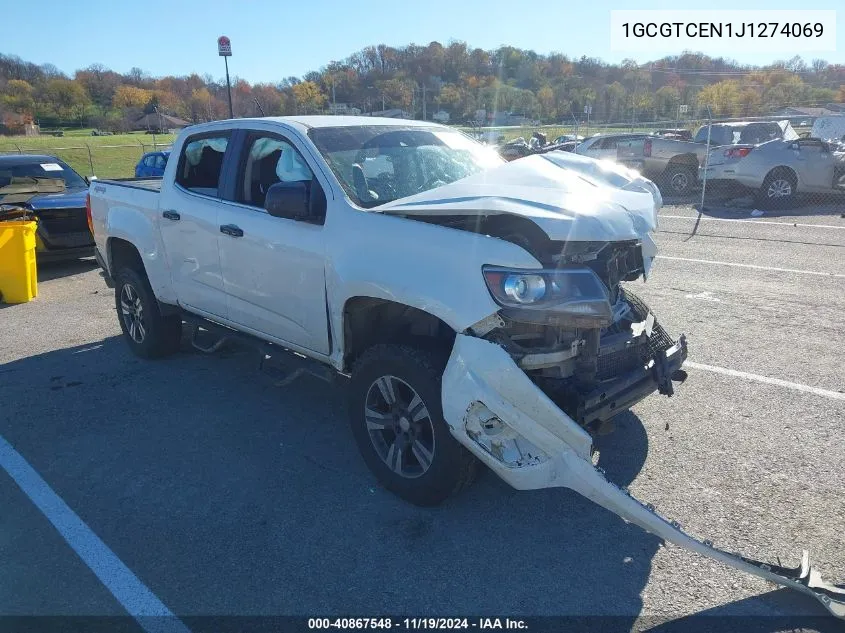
[220,224,244,238]
[162,210,180,221]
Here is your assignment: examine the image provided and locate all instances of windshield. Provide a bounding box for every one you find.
[0,159,87,190]
[308,125,503,208]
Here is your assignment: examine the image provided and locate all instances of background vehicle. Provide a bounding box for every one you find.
[0,154,94,260]
[811,116,845,144]
[653,128,693,141]
[703,137,845,206]
[573,133,648,161]
[135,151,170,178]
[552,134,584,144]
[616,120,798,197]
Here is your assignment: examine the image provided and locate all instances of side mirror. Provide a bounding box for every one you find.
[265,181,311,222]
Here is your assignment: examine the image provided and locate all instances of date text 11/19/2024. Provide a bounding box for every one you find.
[308,618,528,630]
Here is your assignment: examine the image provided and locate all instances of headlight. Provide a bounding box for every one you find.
[502,274,546,304]
[482,265,613,326]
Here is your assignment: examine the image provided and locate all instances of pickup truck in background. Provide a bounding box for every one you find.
[616,120,799,197]
[87,116,844,617]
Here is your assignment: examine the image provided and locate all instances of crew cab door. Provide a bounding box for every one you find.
[217,129,330,355]
[158,132,233,319]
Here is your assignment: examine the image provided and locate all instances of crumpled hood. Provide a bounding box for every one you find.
[379,154,659,242]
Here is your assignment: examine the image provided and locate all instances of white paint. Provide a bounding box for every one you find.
[656,255,845,278]
[0,435,190,633]
[659,214,845,231]
[440,336,844,616]
[685,291,722,302]
[685,361,845,401]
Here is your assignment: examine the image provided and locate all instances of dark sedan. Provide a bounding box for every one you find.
[0,154,94,260]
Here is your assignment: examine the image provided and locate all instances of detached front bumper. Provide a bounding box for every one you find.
[441,334,844,618]
[578,335,687,426]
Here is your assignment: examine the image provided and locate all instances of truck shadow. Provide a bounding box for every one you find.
[0,337,833,627]
[37,257,98,282]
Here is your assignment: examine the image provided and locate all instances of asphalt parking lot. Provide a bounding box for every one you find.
[1,201,843,632]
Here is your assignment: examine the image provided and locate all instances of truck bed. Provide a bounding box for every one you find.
[94,177,162,192]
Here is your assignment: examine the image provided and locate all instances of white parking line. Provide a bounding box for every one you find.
[656,255,845,278]
[685,361,845,401]
[0,435,190,633]
[659,214,845,230]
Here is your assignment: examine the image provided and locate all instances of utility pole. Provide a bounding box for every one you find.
[422,83,426,120]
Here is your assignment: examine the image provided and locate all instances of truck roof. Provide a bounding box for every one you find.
[181,116,443,136]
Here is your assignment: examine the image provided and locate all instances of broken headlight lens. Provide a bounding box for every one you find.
[483,266,611,322]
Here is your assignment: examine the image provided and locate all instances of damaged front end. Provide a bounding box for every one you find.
[472,239,687,436]
[441,241,843,618]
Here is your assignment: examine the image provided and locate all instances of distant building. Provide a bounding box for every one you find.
[488,112,535,126]
[366,109,412,119]
[328,102,361,115]
[771,105,844,118]
[133,112,190,133]
[432,110,450,123]
[0,112,36,136]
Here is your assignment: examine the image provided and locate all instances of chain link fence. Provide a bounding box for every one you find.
[459,104,845,214]
[0,139,173,180]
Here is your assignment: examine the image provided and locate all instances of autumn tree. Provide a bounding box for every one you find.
[40,78,90,122]
[112,85,151,109]
[1,79,36,115]
[291,81,326,114]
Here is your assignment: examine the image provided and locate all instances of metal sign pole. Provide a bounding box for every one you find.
[224,56,234,119]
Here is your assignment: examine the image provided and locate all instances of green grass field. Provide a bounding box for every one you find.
[0,132,177,179]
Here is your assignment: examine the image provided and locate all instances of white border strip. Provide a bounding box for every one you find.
[0,435,190,633]
[656,255,845,278]
[685,361,845,401]
[659,214,845,231]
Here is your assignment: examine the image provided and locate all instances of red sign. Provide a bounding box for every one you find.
[218,36,232,57]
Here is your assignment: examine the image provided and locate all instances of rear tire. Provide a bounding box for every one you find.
[114,267,182,359]
[662,165,696,196]
[348,344,477,506]
[756,169,797,208]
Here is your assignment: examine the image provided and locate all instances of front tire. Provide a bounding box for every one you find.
[114,267,182,359]
[348,344,477,506]
[757,169,797,208]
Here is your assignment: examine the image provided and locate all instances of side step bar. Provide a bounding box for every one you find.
[562,456,845,618]
[181,312,337,386]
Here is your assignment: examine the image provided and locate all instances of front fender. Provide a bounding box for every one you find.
[326,211,542,365]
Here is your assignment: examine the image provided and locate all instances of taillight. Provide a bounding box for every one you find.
[724,147,752,159]
[86,192,94,236]
[643,138,652,157]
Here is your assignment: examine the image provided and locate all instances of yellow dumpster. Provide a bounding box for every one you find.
[0,220,38,304]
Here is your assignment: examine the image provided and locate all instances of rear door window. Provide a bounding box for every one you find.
[175,134,230,197]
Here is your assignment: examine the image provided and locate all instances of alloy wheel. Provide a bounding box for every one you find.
[364,375,436,479]
[120,283,146,343]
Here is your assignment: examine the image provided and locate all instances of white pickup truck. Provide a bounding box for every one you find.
[88,116,843,616]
